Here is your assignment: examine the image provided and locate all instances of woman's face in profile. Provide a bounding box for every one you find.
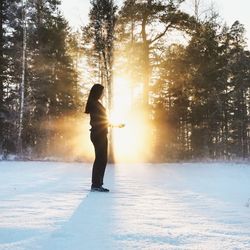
[99,90,104,100]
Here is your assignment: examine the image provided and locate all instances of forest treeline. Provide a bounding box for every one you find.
[0,0,249,161]
[0,0,82,159]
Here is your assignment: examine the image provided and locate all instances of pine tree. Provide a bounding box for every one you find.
[16,0,79,157]
[154,17,250,160]
[119,0,195,108]
[0,0,22,156]
[155,44,191,160]
[226,21,250,158]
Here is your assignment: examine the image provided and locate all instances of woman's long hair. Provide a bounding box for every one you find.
[85,84,104,114]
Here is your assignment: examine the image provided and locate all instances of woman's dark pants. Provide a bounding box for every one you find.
[91,131,108,188]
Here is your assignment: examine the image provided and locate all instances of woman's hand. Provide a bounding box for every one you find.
[109,123,125,128]
[119,123,125,128]
[118,123,125,128]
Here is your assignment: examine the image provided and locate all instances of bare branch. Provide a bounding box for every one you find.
[149,23,172,45]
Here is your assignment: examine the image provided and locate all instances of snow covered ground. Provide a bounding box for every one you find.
[0,161,250,250]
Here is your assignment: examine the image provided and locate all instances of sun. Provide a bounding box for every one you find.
[110,77,151,162]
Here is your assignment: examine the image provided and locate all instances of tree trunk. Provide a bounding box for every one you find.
[0,0,3,105]
[141,9,150,108]
[17,0,27,155]
[108,73,115,163]
[241,89,248,158]
[103,50,115,163]
[0,0,4,150]
[142,41,150,107]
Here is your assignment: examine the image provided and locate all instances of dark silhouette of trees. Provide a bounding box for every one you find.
[0,0,80,159]
[0,1,249,161]
[153,19,250,160]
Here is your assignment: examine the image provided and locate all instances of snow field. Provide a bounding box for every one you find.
[0,161,250,249]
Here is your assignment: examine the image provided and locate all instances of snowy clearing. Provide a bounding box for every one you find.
[0,161,250,250]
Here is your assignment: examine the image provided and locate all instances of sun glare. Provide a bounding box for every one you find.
[111,77,151,162]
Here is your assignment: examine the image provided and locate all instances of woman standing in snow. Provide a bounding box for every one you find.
[85,84,110,192]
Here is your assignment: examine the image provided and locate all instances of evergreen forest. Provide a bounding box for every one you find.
[0,0,249,161]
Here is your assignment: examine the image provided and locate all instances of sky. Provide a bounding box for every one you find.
[60,0,250,47]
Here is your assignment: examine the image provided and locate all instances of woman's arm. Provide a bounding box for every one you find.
[109,123,125,128]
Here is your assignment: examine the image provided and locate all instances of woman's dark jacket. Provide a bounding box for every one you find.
[89,101,109,134]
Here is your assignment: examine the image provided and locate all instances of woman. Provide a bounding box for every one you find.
[85,84,109,192]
